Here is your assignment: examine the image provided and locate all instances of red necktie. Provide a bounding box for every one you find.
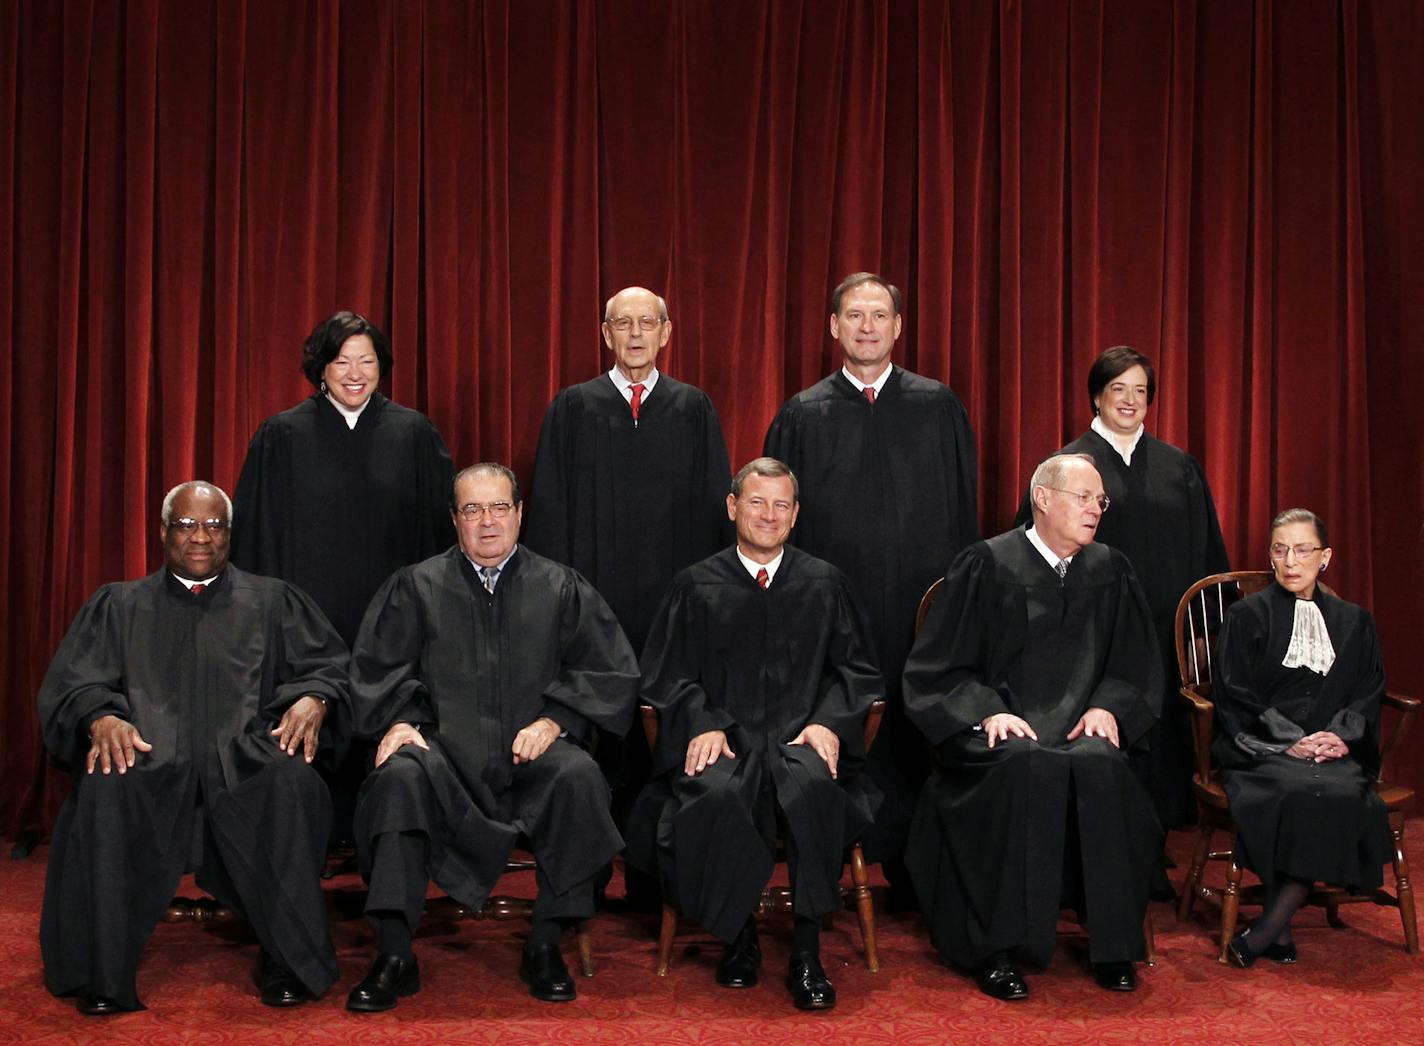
[756,567,769,589]
[190,583,206,595]
[630,383,645,422]
[863,386,876,405]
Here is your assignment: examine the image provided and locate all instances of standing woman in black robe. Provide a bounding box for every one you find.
[1017,346,1229,832]
[1214,508,1391,966]
[231,310,455,648]
[231,311,455,838]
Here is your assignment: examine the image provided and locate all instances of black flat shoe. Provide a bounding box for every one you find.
[346,953,421,1012]
[974,953,1029,1001]
[1092,960,1138,992]
[1262,941,1298,964]
[76,994,122,1016]
[1226,930,1256,969]
[716,923,762,988]
[786,951,836,1011]
[255,949,314,1007]
[520,943,576,1002]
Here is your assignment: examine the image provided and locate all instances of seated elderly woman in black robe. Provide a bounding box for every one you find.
[1215,508,1391,967]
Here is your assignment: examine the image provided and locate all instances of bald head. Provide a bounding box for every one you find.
[602,286,672,383]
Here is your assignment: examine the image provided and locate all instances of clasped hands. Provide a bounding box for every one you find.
[86,694,328,774]
[980,707,1120,749]
[1286,730,1348,763]
[684,724,840,779]
[374,715,563,768]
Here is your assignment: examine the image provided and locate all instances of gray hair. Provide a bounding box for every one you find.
[453,462,522,508]
[603,287,669,323]
[161,481,233,524]
[1028,453,1098,515]
[1271,507,1328,548]
[731,457,799,501]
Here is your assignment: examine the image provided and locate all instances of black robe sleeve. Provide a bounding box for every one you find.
[230,418,283,577]
[807,574,884,759]
[525,394,574,564]
[902,546,1012,744]
[37,584,134,769]
[349,568,439,737]
[1087,562,1163,748]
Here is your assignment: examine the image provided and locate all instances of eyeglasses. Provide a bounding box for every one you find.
[1269,543,1324,561]
[1043,488,1111,512]
[169,517,230,534]
[606,316,664,333]
[456,501,514,521]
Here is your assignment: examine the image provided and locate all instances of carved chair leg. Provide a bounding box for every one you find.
[1179,822,1213,923]
[1218,855,1244,963]
[1326,896,1344,929]
[656,904,678,976]
[1391,814,1420,954]
[575,920,594,977]
[849,844,879,973]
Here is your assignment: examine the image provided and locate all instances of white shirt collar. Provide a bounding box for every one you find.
[736,546,785,585]
[1091,415,1145,465]
[841,364,893,396]
[609,367,660,401]
[326,392,373,430]
[463,546,518,581]
[172,572,221,589]
[1024,525,1074,571]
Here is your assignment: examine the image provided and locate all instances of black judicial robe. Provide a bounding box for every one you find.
[626,547,882,942]
[1016,429,1229,827]
[232,392,455,646]
[524,373,732,652]
[903,529,1162,968]
[1213,583,1391,890]
[38,567,350,1010]
[763,366,978,855]
[349,546,640,908]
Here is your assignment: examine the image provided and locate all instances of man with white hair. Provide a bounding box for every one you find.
[903,454,1162,1000]
[37,480,349,1016]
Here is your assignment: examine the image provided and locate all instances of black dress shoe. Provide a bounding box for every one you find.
[1262,941,1298,964]
[716,923,762,988]
[255,949,314,1007]
[76,994,122,1016]
[786,952,836,1011]
[520,943,576,1002]
[1226,929,1256,969]
[1092,961,1138,992]
[974,953,1029,1001]
[346,953,421,1012]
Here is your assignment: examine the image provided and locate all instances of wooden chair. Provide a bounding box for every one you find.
[914,577,1157,963]
[639,700,886,976]
[1173,570,1420,960]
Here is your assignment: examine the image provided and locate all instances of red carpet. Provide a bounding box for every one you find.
[3,830,1423,1044]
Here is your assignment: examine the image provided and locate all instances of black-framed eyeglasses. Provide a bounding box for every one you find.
[1043,487,1111,512]
[169,517,230,534]
[606,316,664,333]
[1269,543,1324,561]
[457,501,514,521]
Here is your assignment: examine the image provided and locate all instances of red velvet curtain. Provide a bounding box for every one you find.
[4,0,1422,834]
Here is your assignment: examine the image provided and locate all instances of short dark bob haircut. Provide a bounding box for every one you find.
[829,272,904,317]
[300,310,394,389]
[1086,345,1156,416]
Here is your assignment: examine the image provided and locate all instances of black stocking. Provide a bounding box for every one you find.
[1243,876,1310,955]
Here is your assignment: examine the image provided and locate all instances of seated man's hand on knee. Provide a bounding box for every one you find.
[788,723,840,779]
[87,715,153,775]
[1066,707,1119,748]
[512,716,561,765]
[981,713,1038,749]
[376,722,429,768]
[270,694,327,763]
[685,730,735,777]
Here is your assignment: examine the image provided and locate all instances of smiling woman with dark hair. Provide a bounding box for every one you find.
[1018,345,1229,837]
[231,310,455,647]
[1213,509,1392,968]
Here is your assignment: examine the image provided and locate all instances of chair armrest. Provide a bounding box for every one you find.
[863,700,887,750]
[639,704,659,751]
[1380,691,1419,779]
[1177,685,1215,783]
[1384,690,1420,713]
